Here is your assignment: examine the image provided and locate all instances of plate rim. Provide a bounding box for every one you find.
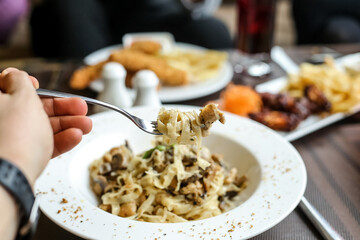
[35,105,307,239]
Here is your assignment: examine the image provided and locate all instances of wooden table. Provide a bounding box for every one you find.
[2,44,359,239]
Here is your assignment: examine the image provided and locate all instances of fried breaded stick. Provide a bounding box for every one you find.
[109,49,188,86]
[70,60,108,90]
[70,48,188,90]
[128,41,162,55]
[125,70,136,88]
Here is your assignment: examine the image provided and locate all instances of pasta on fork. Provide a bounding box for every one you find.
[157,103,225,148]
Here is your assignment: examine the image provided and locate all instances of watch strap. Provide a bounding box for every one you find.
[0,158,35,237]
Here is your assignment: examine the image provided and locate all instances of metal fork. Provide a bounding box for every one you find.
[36,88,161,135]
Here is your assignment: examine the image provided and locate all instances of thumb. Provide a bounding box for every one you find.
[0,68,34,94]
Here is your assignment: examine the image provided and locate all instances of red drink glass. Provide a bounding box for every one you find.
[237,0,276,54]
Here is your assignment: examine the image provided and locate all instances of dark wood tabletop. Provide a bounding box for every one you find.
[2,44,359,239]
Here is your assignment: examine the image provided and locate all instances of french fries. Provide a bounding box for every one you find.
[161,49,227,83]
[285,57,360,113]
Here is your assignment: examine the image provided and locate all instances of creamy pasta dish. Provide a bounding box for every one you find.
[157,103,225,148]
[89,105,247,223]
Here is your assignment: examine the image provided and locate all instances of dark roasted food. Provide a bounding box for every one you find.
[304,85,332,113]
[249,85,331,131]
[249,109,301,131]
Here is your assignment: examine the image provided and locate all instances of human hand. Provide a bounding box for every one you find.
[0,68,53,186]
[0,68,92,186]
[41,97,92,158]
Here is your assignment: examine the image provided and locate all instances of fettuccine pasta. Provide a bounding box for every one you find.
[157,103,225,149]
[89,104,246,223]
[90,138,247,223]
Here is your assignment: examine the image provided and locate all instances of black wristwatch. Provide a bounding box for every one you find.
[0,158,39,240]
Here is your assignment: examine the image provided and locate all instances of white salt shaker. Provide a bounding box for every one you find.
[133,70,162,107]
[95,62,132,113]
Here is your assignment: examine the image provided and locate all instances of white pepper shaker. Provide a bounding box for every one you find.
[95,62,132,113]
[133,70,162,107]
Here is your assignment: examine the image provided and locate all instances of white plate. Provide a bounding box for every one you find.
[255,52,360,142]
[35,105,306,240]
[335,52,360,72]
[83,43,233,103]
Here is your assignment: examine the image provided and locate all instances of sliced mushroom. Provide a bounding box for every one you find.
[181,173,202,186]
[99,162,112,175]
[182,154,197,167]
[184,165,199,173]
[92,175,108,196]
[225,190,238,199]
[111,153,128,170]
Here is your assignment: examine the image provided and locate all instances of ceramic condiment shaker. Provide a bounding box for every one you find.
[133,70,162,107]
[95,62,132,113]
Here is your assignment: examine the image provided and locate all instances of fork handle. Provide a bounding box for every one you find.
[36,88,133,120]
[299,197,344,240]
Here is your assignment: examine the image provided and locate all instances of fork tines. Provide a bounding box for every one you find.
[151,121,160,133]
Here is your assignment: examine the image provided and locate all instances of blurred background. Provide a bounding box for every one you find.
[0,0,295,59]
[2,0,360,59]
[1,1,360,239]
